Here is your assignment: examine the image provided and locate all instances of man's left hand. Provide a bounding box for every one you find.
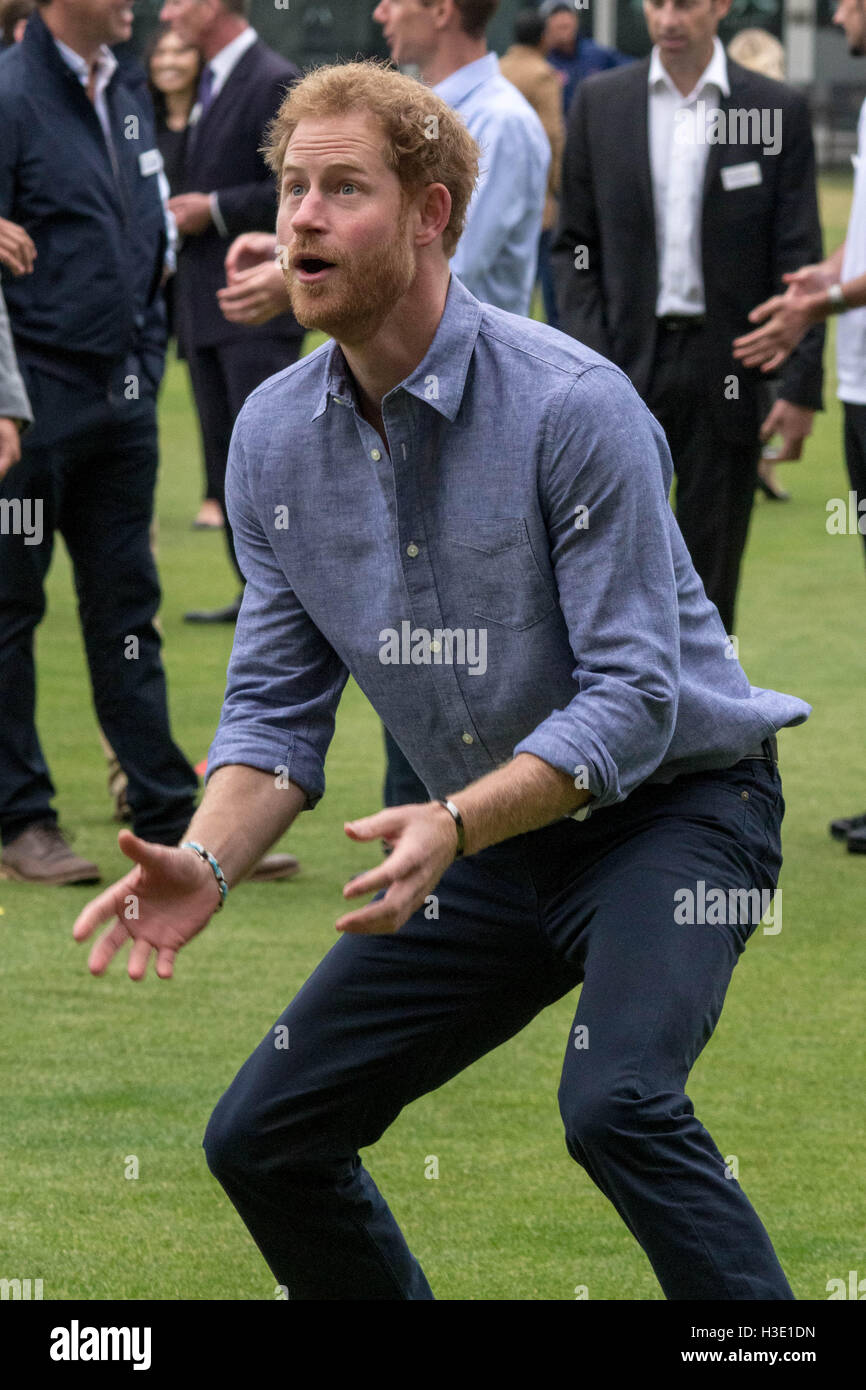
[167,193,212,237]
[336,803,459,935]
[759,399,814,462]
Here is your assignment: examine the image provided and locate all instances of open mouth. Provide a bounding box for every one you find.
[295,257,338,282]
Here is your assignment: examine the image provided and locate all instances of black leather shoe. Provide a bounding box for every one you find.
[756,476,791,502]
[184,598,242,624]
[847,825,866,854]
[829,811,866,842]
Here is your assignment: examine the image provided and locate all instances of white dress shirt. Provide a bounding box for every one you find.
[837,97,866,404]
[648,37,730,317]
[54,37,118,163]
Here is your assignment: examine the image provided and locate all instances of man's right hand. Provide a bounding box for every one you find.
[224,231,278,281]
[0,217,36,276]
[781,262,838,298]
[72,830,223,981]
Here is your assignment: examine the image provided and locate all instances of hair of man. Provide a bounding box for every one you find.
[263,58,481,260]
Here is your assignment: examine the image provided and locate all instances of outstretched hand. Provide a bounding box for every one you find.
[72,831,222,981]
[337,803,459,935]
[732,289,820,372]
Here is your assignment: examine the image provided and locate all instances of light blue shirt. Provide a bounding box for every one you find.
[206,274,809,815]
[434,53,550,316]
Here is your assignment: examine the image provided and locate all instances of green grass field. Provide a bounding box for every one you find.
[1,175,864,1301]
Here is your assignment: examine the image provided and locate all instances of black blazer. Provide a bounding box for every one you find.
[175,36,304,353]
[552,57,824,441]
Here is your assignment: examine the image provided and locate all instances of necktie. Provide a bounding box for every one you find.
[86,60,99,105]
[197,65,215,118]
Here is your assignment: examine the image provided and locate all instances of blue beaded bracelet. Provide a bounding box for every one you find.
[181,841,228,911]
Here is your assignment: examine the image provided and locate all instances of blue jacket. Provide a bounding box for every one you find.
[0,11,167,384]
[546,37,632,118]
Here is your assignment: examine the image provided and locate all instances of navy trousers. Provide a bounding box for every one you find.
[204,757,794,1300]
[0,356,198,846]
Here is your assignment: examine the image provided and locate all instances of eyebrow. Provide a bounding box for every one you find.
[281,162,370,179]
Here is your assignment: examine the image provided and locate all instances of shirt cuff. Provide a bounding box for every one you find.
[209,191,228,239]
[205,725,325,810]
[513,721,622,812]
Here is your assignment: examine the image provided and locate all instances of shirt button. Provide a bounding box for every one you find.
[461,732,474,745]
[430,639,441,653]
[406,542,419,558]
[370,448,382,461]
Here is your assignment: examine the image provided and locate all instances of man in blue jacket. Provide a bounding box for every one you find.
[541,0,631,116]
[0,0,199,883]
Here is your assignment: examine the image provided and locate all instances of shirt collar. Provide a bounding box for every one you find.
[53,36,117,92]
[649,35,729,101]
[207,25,257,84]
[311,274,484,424]
[433,51,498,108]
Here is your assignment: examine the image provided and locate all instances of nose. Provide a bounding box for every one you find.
[287,187,328,236]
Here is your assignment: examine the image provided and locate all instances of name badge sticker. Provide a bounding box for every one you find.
[138,149,164,178]
[721,161,762,192]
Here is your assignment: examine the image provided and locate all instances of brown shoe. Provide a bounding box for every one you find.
[106,755,131,823]
[245,853,301,883]
[0,824,101,885]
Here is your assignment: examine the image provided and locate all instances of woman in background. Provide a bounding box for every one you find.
[147,24,201,198]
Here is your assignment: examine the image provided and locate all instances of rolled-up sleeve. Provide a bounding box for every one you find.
[513,366,680,807]
[206,414,350,807]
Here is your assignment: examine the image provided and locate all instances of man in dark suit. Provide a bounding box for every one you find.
[553,0,824,635]
[160,0,304,624]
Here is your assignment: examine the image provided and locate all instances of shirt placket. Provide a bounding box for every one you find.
[352,395,490,787]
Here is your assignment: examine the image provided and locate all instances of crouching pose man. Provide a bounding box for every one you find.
[74,60,808,1301]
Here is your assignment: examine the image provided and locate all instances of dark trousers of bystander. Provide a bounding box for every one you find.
[842,402,866,564]
[647,323,763,637]
[0,356,198,847]
[203,753,795,1301]
[185,337,304,585]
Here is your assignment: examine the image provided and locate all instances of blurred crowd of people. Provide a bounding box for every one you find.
[1,0,865,886]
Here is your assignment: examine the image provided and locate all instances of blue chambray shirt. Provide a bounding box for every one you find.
[434,53,550,315]
[206,273,810,815]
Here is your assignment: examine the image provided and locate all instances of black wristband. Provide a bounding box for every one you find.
[437,798,465,858]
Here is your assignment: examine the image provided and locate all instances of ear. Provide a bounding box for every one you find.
[413,183,452,249]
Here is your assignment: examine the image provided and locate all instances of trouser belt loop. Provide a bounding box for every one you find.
[739,733,778,764]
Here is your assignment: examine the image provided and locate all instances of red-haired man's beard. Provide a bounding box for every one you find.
[283,202,417,344]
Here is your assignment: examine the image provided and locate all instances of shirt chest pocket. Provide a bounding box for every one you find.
[442,519,558,632]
